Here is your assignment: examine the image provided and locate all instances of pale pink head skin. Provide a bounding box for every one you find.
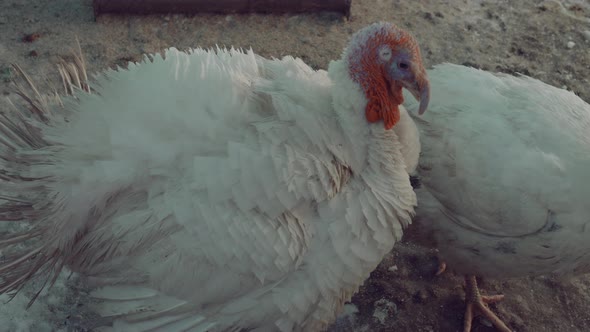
[346,22,430,129]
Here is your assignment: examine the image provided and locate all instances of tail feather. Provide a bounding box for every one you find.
[1,42,249,331]
[89,285,222,332]
[0,105,45,151]
[0,42,91,306]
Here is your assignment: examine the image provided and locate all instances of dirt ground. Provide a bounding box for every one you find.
[1,0,589,331]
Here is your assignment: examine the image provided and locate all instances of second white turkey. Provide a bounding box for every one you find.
[404,63,590,332]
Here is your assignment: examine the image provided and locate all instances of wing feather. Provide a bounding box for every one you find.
[0,47,358,330]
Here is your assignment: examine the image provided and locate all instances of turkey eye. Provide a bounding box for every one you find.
[398,62,409,69]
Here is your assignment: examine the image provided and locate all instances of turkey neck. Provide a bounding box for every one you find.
[327,58,411,175]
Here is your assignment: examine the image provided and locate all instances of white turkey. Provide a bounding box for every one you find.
[403,63,590,332]
[0,22,429,331]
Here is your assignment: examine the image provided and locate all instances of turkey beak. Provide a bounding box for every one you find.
[404,68,430,115]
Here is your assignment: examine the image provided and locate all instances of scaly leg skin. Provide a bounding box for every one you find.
[463,275,511,332]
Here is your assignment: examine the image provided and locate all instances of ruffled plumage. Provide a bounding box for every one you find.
[0,23,424,332]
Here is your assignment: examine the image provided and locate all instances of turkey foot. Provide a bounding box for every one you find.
[463,275,511,332]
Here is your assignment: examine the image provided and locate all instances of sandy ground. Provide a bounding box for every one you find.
[0,0,590,331]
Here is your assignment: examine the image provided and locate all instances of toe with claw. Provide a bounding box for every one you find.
[463,275,511,332]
